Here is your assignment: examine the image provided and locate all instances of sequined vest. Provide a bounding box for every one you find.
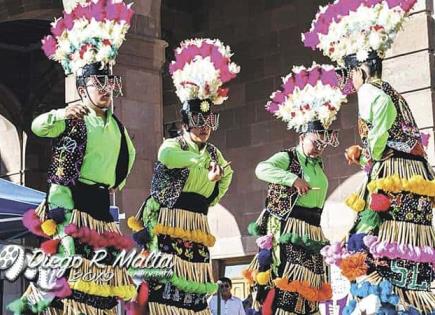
[358,81,422,156]
[265,147,304,220]
[47,115,129,188]
[150,136,218,209]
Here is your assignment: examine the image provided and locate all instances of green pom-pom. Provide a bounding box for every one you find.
[247,222,260,236]
[7,298,27,315]
[206,283,219,294]
[278,232,328,252]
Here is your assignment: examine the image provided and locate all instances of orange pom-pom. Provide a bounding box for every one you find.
[340,253,368,280]
[273,278,332,302]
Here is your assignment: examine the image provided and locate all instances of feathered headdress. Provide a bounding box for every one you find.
[41,0,134,75]
[302,0,417,66]
[266,63,347,133]
[169,38,240,106]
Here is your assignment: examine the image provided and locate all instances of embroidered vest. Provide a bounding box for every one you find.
[47,114,129,188]
[150,136,218,209]
[265,147,303,220]
[359,81,421,156]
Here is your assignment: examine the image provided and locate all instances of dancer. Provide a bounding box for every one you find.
[127,38,239,314]
[243,64,347,315]
[304,0,435,313]
[8,1,137,314]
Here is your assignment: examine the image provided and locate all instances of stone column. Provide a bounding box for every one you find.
[112,0,166,232]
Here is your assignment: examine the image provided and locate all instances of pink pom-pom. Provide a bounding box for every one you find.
[256,234,273,250]
[51,18,66,37]
[53,277,72,298]
[41,36,57,58]
[22,209,48,237]
[64,224,78,236]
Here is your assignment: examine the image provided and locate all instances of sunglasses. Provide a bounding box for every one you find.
[220,283,230,288]
[188,112,220,131]
[86,75,123,97]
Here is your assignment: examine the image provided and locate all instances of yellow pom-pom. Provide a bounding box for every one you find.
[345,193,365,212]
[256,270,271,285]
[127,216,144,232]
[354,198,366,212]
[41,219,57,236]
[367,181,377,192]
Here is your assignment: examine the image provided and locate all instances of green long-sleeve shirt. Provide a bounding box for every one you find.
[31,107,136,209]
[157,133,233,206]
[255,145,328,208]
[357,83,397,161]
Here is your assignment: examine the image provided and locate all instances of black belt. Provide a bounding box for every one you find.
[388,148,427,162]
[173,192,211,215]
[70,181,113,222]
[171,184,219,215]
[288,205,322,226]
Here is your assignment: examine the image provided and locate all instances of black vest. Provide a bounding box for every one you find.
[47,114,129,188]
[150,136,218,209]
[265,148,304,220]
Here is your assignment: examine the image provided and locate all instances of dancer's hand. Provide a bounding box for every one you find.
[65,103,89,120]
[345,145,362,165]
[208,161,223,182]
[293,178,310,195]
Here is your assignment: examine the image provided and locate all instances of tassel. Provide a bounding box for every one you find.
[370,193,391,212]
[7,298,26,315]
[41,219,57,236]
[47,207,66,224]
[40,239,61,255]
[22,209,47,238]
[128,216,144,232]
[262,288,276,315]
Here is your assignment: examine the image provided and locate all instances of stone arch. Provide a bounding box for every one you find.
[0,85,24,183]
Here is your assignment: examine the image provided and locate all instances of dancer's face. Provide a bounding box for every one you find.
[78,77,113,110]
[189,124,211,144]
[300,132,326,158]
[350,65,369,91]
[85,77,113,109]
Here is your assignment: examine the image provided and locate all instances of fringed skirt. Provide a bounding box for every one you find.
[342,152,435,314]
[11,182,136,315]
[147,193,216,315]
[244,205,331,315]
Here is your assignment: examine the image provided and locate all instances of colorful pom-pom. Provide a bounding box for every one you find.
[247,222,261,236]
[256,269,271,285]
[370,193,391,212]
[41,239,61,255]
[41,219,57,236]
[128,216,144,232]
[47,207,66,224]
[345,193,366,212]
